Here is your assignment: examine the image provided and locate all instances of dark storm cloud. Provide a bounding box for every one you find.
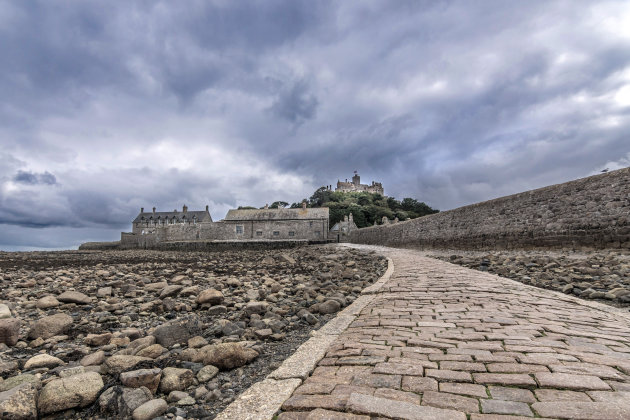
[13,170,57,185]
[1,0,630,249]
[269,79,319,124]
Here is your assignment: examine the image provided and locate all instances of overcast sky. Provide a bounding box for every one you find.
[1,1,630,250]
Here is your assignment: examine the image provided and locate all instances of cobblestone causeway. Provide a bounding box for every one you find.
[279,246,630,420]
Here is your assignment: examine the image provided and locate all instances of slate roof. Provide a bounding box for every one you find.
[133,210,212,224]
[224,207,329,221]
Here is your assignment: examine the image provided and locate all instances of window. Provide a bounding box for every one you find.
[289,231,295,237]
[309,221,313,227]
[273,231,279,236]
[256,231,263,236]
[315,231,321,237]
[236,225,244,234]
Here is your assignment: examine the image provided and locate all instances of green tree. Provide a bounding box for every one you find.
[309,187,333,207]
[269,201,289,209]
[395,210,409,221]
[357,193,372,206]
[401,198,439,216]
[387,196,401,211]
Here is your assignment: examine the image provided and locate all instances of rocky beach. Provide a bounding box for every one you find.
[0,245,387,419]
[429,250,630,308]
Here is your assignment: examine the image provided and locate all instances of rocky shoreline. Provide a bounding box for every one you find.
[428,249,630,309]
[0,245,387,419]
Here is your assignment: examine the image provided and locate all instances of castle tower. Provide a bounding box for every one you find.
[352,171,360,185]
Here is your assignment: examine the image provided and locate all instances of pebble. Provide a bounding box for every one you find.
[0,303,12,319]
[23,354,64,370]
[132,398,168,420]
[28,313,73,340]
[36,296,60,309]
[38,372,104,414]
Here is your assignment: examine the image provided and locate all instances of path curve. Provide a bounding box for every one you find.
[278,245,630,420]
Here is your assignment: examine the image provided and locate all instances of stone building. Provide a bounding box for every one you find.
[335,171,384,195]
[223,202,329,241]
[132,205,212,235]
[330,213,358,242]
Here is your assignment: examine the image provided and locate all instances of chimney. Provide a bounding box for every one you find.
[349,213,353,222]
[183,204,188,213]
[205,205,209,212]
[152,207,156,215]
[141,207,144,213]
[302,201,307,210]
[264,203,269,209]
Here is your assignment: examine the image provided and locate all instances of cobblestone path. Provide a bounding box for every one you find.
[279,246,630,419]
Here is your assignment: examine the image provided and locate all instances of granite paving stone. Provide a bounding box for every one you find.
[481,399,533,417]
[401,376,439,392]
[533,388,592,401]
[346,393,467,420]
[473,373,537,387]
[532,401,630,419]
[534,372,612,390]
[439,382,489,398]
[488,386,536,403]
[421,390,480,413]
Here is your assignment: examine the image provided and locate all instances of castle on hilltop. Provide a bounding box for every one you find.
[335,171,384,195]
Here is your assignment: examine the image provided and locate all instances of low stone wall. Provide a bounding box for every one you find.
[80,239,311,251]
[78,241,121,250]
[151,240,310,251]
[349,167,630,250]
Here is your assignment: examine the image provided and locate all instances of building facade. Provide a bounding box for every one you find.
[132,205,212,235]
[223,204,329,241]
[121,203,329,247]
[335,172,384,195]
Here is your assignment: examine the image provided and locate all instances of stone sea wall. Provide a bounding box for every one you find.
[80,238,311,251]
[349,167,630,250]
[151,240,309,252]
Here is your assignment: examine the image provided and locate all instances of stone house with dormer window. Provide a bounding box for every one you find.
[132,205,212,235]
